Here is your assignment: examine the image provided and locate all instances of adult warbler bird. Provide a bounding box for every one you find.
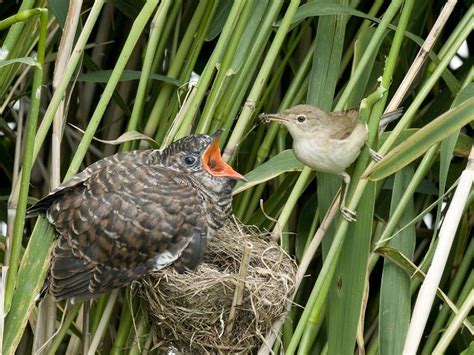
[28,130,245,302]
[260,105,401,222]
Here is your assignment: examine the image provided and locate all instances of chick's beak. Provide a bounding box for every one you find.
[202,134,246,181]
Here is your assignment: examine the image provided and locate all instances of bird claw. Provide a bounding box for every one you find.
[258,113,270,124]
[369,148,384,162]
[341,206,357,222]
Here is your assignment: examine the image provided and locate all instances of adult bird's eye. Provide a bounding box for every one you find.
[297,115,306,123]
[184,155,197,166]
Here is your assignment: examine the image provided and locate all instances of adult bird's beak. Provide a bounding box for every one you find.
[202,130,247,181]
[258,113,289,124]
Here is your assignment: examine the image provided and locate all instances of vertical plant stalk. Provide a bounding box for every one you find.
[258,198,340,354]
[82,302,91,354]
[45,304,82,355]
[9,0,107,203]
[51,1,82,187]
[403,147,474,354]
[65,0,159,178]
[2,7,43,269]
[4,8,48,313]
[174,0,245,140]
[222,0,301,162]
[34,2,83,353]
[195,0,254,134]
[128,313,149,355]
[338,0,384,77]
[5,99,24,272]
[0,266,7,350]
[422,238,474,354]
[283,2,404,353]
[433,289,474,354]
[386,0,458,112]
[110,292,140,354]
[334,0,403,111]
[226,241,252,336]
[87,290,119,355]
[272,168,311,248]
[122,0,173,152]
[366,0,415,137]
[79,2,114,121]
[374,9,472,160]
[143,0,211,138]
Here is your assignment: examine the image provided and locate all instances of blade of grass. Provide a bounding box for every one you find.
[379,165,416,355]
[3,219,54,354]
[4,7,48,313]
[299,2,354,352]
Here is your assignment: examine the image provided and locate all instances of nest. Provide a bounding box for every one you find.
[139,220,296,354]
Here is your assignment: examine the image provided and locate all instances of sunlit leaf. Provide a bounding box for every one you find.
[365,97,474,181]
[233,150,304,195]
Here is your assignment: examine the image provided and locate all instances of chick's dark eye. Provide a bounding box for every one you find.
[297,115,306,123]
[184,155,197,166]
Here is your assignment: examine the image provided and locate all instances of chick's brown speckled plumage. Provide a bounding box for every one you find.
[28,132,244,302]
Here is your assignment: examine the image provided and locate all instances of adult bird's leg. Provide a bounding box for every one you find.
[340,171,357,222]
[366,143,383,162]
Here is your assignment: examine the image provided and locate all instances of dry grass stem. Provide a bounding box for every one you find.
[386,0,457,112]
[226,240,253,337]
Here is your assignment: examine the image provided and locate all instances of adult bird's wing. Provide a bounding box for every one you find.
[328,108,361,140]
[38,154,207,302]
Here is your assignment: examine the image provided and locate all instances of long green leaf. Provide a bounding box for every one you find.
[0,57,39,68]
[365,97,474,181]
[379,165,416,355]
[3,219,54,354]
[233,149,304,195]
[77,69,182,86]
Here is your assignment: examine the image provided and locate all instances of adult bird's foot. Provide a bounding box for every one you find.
[368,147,384,162]
[341,206,357,222]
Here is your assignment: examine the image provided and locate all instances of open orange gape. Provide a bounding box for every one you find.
[201,133,246,180]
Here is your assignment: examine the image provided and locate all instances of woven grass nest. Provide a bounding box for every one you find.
[139,220,297,353]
